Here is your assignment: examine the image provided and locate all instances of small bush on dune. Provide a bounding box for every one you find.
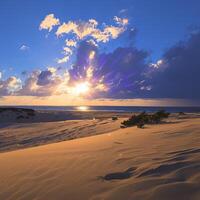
[137,122,145,128]
[178,111,185,115]
[112,116,118,121]
[121,110,170,128]
[121,112,147,128]
[150,110,170,124]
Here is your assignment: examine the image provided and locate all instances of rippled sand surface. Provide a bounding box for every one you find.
[0,114,200,200]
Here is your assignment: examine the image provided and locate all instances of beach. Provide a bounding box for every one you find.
[0,110,200,200]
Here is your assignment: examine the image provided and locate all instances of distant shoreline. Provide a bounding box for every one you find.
[0,105,200,113]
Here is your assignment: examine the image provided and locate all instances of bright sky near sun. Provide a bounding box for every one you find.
[0,0,200,106]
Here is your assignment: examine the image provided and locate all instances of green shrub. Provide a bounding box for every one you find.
[150,110,170,124]
[112,116,118,120]
[178,111,185,115]
[121,110,170,128]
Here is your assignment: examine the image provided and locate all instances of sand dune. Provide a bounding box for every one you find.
[0,117,125,152]
[0,108,130,124]
[0,116,200,200]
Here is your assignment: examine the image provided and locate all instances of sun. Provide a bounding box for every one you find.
[73,82,90,96]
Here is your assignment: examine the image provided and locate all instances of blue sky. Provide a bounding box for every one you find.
[0,0,200,105]
[1,0,200,75]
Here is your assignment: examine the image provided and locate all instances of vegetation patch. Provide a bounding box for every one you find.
[121,110,170,128]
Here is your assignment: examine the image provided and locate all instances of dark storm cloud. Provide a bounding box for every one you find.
[18,69,63,97]
[95,47,149,98]
[68,40,98,84]
[149,31,200,99]
[68,40,150,98]
[68,30,200,100]
[37,70,53,86]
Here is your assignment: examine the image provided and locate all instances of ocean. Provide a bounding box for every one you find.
[3,106,200,113]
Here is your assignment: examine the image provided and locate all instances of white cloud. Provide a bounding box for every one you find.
[63,47,73,56]
[65,39,77,47]
[57,56,70,64]
[74,20,98,39]
[56,21,78,36]
[56,20,97,39]
[40,14,60,31]
[149,59,164,68]
[55,17,128,43]
[47,67,57,73]
[0,76,22,95]
[140,85,152,91]
[17,68,71,97]
[7,76,22,93]
[39,15,129,68]
[88,19,98,26]
[90,29,110,43]
[90,25,126,42]
[87,39,98,47]
[20,44,29,51]
[114,16,129,26]
[104,25,125,39]
[119,9,128,14]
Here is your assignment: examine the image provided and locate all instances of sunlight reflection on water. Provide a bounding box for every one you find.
[76,106,89,111]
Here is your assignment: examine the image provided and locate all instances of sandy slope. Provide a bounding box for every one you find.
[0,108,130,123]
[0,117,200,200]
[0,118,125,152]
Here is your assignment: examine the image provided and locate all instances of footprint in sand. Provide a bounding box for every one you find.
[99,167,137,181]
[167,148,200,157]
[138,161,192,177]
[114,141,123,145]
